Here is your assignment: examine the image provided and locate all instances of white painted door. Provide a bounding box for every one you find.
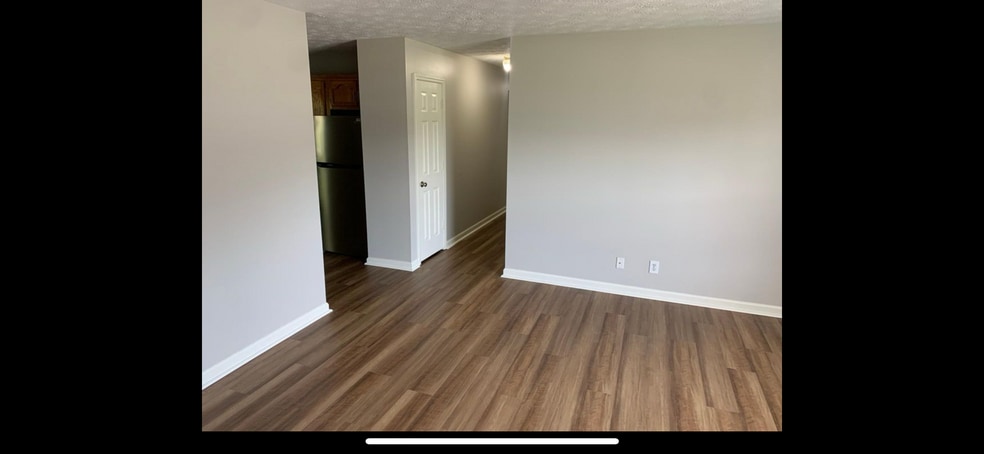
[414,75,446,262]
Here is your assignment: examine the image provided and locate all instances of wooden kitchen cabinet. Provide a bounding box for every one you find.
[311,79,327,115]
[311,74,359,114]
[326,75,359,110]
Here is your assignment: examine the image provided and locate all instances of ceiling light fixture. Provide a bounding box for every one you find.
[502,56,511,72]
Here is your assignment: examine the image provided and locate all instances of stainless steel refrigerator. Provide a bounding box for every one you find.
[314,115,368,258]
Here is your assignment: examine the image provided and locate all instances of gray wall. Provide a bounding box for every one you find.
[202,0,328,372]
[505,24,782,307]
[309,46,359,74]
[357,38,412,263]
[358,37,509,266]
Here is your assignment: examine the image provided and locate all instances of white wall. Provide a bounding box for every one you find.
[202,0,328,375]
[505,24,782,309]
[358,37,509,267]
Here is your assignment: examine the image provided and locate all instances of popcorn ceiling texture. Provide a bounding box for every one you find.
[267,0,781,62]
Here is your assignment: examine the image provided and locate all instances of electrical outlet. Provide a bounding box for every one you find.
[649,260,659,274]
[616,257,625,269]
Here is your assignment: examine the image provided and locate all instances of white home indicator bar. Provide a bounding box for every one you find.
[366,438,618,445]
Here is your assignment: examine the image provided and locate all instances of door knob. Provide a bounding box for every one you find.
[420,181,428,187]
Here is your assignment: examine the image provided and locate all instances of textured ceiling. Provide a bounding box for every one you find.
[266,0,782,63]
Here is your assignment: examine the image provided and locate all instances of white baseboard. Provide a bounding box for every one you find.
[501,269,781,318]
[366,257,419,272]
[446,207,506,249]
[201,303,332,390]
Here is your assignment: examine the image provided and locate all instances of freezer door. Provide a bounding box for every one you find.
[314,115,363,166]
[317,166,368,257]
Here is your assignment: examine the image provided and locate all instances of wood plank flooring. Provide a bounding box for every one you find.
[201,215,782,431]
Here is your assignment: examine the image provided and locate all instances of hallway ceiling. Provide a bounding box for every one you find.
[266,0,782,64]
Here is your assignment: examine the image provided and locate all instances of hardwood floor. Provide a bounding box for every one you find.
[201,215,782,431]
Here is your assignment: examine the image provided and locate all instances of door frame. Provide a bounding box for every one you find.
[410,73,447,270]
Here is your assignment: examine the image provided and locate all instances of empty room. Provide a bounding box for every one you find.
[202,0,782,433]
